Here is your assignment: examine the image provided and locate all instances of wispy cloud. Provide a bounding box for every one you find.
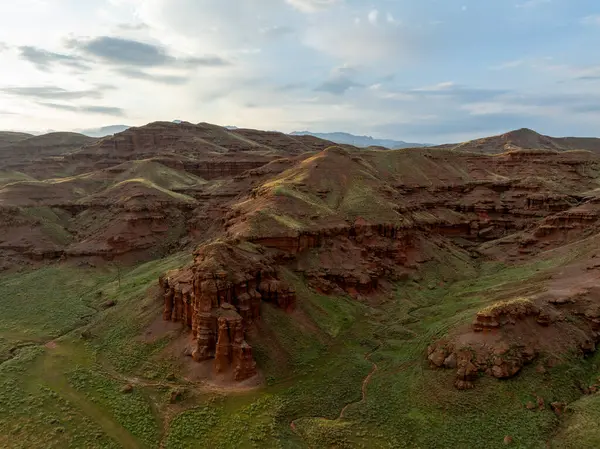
[516,0,551,8]
[115,68,189,85]
[413,81,456,92]
[490,59,524,70]
[315,66,362,95]
[67,36,230,68]
[116,22,149,31]
[38,102,125,116]
[285,0,342,13]
[0,86,110,100]
[582,15,600,25]
[18,46,90,71]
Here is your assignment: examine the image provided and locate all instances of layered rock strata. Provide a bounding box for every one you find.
[160,242,295,381]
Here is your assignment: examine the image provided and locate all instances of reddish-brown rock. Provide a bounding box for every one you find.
[551,401,567,415]
[429,261,600,388]
[160,242,295,381]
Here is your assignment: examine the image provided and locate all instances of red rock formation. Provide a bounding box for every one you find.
[214,308,257,380]
[160,242,295,381]
[429,264,600,388]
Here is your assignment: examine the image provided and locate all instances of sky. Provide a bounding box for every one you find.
[1,0,600,143]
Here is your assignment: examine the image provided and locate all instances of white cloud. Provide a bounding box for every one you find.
[303,12,417,64]
[582,15,600,25]
[490,59,524,70]
[460,101,553,116]
[413,81,455,92]
[285,0,342,13]
[124,0,290,54]
[368,10,379,25]
[516,0,551,8]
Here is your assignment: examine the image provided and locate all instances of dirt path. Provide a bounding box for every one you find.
[289,294,437,441]
[45,373,142,449]
[339,343,381,419]
[289,341,382,436]
[101,366,264,448]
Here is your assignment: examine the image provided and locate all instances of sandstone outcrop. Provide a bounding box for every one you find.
[429,265,600,388]
[160,242,295,380]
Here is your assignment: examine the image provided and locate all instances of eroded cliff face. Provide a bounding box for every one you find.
[159,242,295,381]
[284,221,421,296]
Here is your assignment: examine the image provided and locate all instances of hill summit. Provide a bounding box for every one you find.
[453,127,600,154]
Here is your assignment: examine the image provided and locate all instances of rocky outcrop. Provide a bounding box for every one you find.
[534,201,600,238]
[429,270,600,389]
[214,307,257,381]
[160,242,295,381]
[472,297,543,331]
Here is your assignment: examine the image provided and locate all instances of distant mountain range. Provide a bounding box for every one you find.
[290,131,428,149]
[79,125,130,137]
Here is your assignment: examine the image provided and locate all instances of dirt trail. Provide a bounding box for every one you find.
[289,293,438,441]
[101,366,264,448]
[44,370,142,449]
[289,341,382,436]
[339,343,381,419]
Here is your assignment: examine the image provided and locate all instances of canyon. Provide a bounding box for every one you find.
[3,122,600,447]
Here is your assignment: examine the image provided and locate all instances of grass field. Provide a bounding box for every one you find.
[1,248,600,448]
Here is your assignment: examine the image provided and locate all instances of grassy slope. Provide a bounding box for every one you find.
[113,160,207,191]
[0,254,191,449]
[0,131,33,146]
[553,393,600,448]
[234,148,493,240]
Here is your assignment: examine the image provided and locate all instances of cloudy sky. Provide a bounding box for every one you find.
[0,0,599,143]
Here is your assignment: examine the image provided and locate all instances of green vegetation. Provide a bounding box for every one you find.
[552,381,600,448]
[113,160,206,191]
[104,178,196,204]
[20,207,74,245]
[0,265,110,341]
[0,253,190,448]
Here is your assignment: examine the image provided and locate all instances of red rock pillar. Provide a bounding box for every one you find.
[214,317,231,373]
[163,289,174,321]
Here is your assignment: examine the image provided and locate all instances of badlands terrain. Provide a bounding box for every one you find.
[2,122,600,448]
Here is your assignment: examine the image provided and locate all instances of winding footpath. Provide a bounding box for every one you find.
[290,341,382,436]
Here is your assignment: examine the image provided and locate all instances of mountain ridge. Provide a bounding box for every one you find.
[290,130,427,148]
